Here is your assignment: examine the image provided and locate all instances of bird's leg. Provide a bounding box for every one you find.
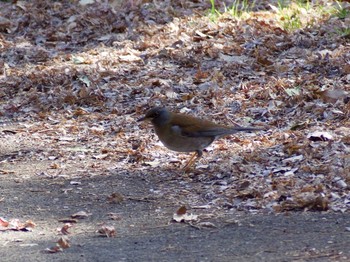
[182,153,197,171]
[183,150,202,172]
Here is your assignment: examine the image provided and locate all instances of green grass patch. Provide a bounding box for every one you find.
[208,0,255,21]
[208,0,349,32]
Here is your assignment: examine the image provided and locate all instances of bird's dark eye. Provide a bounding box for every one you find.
[151,111,159,118]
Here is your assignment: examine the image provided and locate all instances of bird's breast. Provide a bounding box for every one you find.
[154,125,214,153]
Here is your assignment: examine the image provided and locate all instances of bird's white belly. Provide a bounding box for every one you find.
[160,135,214,153]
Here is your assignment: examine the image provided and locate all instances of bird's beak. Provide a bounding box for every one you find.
[137,116,146,122]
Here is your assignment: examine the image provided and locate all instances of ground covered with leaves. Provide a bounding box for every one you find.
[0,0,349,261]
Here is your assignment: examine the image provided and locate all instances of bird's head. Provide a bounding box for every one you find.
[137,107,171,126]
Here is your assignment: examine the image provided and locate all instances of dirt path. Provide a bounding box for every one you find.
[1,169,349,261]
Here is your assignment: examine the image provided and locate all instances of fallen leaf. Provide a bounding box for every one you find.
[307,131,333,141]
[71,211,90,219]
[59,224,73,235]
[57,237,71,249]
[97,225,116,237]
[173,206,198,222]
[107,193,124,204]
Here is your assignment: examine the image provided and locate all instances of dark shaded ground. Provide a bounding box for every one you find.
[1,167,349,262]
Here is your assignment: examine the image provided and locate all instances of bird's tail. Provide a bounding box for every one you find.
[230,127,263,132]
[187,126,263,137]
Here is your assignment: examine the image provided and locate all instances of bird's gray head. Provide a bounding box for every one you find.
[138,107,171,126]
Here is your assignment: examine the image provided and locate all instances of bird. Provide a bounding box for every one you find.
[138,107,262,171]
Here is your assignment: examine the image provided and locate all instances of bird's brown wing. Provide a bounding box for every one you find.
[170,113,229,137]
[171,113,261,137]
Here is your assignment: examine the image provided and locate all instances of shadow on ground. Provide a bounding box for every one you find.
[1,170,349,262]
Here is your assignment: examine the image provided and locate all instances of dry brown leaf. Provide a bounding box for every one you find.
[46,246,63,253]
[57,237,71,249]
[71,211,90,219]
[97,225,116,238]
[59,224,73,235]
[107,193,124,204]
[173,206,198,222]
